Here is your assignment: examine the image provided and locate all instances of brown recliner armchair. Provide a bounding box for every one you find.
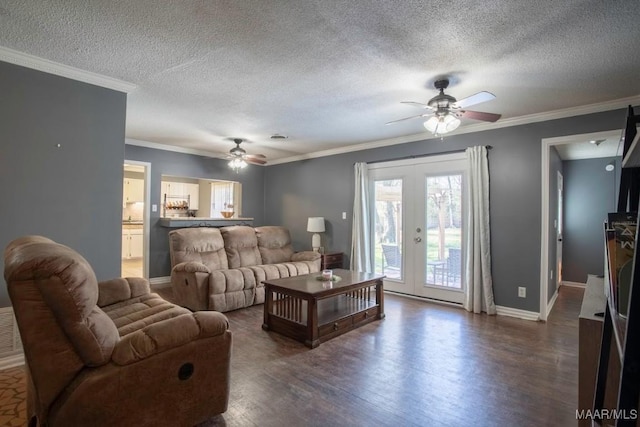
[3,236,232,427]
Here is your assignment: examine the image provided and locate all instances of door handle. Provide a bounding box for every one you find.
[414,237,422,243]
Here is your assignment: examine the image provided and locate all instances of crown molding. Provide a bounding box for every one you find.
[0,46,136,93]
[125,138,230,161]
[268,95,640,165]
[129,95,639,165]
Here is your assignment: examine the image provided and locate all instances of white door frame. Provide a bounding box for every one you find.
[124,160,151,279]
[556,170,563,290]
[369,152,466,303]
[540,129,619,320]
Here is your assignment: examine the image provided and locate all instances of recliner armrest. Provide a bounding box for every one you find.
[291,251,321,262]
[98,277,151,308]
[173,261,212,274]
[111,311,229,365]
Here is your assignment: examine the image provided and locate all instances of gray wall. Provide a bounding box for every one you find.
[548,147,563,301]
[264,109,629,312]
[0,61,127,307]
[562,157,620,283]
[124,145,266,277]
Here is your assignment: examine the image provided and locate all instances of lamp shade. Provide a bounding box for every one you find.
[307,217,325,233]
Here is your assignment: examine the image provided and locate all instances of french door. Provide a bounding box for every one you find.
[369,154,466,304]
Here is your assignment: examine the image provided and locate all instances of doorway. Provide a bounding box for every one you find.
[540,130,620,320]
[369,153,466,304]
[122,161,151,278]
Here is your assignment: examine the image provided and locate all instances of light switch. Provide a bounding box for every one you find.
[342,212,347,220]
[152,204,157,212]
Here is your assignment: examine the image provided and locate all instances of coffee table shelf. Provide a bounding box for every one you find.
[262,269,385,348]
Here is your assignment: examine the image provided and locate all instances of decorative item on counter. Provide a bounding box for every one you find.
[315,273,341,282]
[321,269,333,280]
[166,200,188,209]
[221,203,235,218]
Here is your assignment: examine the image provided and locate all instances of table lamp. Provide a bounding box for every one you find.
[307,217,325,252]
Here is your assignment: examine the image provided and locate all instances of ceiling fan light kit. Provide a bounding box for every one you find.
[228,157,248,172]
[424,114,461,135]
[224,138,267,172]
[387,78,501,136]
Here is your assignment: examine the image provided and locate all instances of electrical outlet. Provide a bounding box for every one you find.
[342,212,347,220]
[152,204,157,212]
[518,287,526,298]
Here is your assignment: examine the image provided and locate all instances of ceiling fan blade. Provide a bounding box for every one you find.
[385,113,430,125]
[453,91,495,109]
[460,110,502,122]
[246,153,267,159]
[400,101,433,109]
[246,158,267,165]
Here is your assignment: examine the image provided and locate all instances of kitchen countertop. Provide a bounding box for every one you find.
[158,217,254,228]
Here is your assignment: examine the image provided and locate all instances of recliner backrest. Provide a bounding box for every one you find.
[3,236,119,418]
[220,226,262,268]
[255,226,295,264]
[169,228,229,271]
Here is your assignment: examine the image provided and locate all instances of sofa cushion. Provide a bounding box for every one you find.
[101,293,192,337]
[220,226,262,268]
[255,226,295,264]
[169,228,228,271]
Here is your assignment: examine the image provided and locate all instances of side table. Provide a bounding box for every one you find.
[321,252,343,270]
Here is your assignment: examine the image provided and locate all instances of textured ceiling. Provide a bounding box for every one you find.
[554,136,622,161]
[1,0,640,162]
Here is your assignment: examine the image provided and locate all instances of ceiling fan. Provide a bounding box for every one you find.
[386,79,502,135]
[225,138,267,171]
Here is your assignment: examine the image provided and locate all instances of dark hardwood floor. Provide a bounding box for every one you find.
[183,286,583,427]
[0,286,583,426]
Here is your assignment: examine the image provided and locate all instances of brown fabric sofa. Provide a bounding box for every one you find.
[169,225,321,312]
[4,236,232,427]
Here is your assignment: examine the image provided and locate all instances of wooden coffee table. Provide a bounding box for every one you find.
[262,269,385,348]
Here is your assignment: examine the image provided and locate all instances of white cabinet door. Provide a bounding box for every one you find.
[167,182,185,197]
[161,182,170,202]
[129,229,143,258]
[129,179,144,202]
[185,183,199,210]
[122,232,129,259]
[124,179,144,203]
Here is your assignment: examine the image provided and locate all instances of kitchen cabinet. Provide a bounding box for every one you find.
[185,183,199,210]
[123,178,144,204]
[161,181,199,211]
[122,227,143,259]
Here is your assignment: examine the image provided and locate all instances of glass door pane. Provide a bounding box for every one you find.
[425,174,462,289]
[373,179,403,280]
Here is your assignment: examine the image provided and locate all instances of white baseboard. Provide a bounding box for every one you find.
[561,281,586,288]
[495,305,540,321]
[0,352,24,370]
[384,290,463,309]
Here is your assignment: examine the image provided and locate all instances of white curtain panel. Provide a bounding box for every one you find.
[464,146,497,314]
[350,162,372,273]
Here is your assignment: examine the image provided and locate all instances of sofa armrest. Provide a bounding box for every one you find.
[173,261,211,274]
[98,277,151,308]
[111,311,229,365]
[291,251,321,262]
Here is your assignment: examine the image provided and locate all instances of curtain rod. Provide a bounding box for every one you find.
[365,145,492,165]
